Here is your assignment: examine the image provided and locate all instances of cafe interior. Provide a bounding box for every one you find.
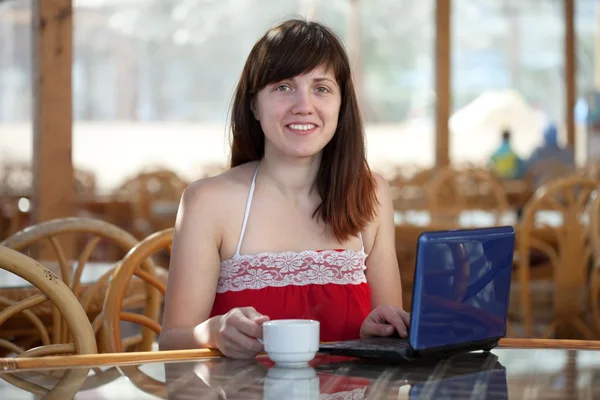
[1,0,600,398]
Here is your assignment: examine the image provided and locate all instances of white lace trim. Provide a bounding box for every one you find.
[217,250,367,293]
[320,387,367,400]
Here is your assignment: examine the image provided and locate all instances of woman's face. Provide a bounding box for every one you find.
[253,66,342,161]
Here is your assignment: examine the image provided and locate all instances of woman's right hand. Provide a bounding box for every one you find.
[213,307,270,359]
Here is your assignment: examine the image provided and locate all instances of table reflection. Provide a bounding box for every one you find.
[312,352,506,399]
[0,347,598,399]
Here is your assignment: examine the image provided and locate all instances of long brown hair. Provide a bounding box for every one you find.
[230,19,377,242]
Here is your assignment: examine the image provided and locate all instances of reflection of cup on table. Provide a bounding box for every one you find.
[262,319,319,367]
[264,366,320,400]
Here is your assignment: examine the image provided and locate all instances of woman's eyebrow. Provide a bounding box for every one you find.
[313,77,338,86]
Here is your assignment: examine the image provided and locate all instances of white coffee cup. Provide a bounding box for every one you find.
[261,319,320,367]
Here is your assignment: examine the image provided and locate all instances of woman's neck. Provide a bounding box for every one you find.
[258,153,321,198]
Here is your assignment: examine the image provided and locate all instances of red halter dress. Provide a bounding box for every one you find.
[209,165,372,342]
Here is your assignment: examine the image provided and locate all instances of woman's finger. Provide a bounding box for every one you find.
[379,306,408,337]
[220,339,247,356]
[223,328,264,354]
[362,321,395,337]
[241,307,269,324]
[232,315,266,340]
[222,338,260,359]
[395,308,411,327]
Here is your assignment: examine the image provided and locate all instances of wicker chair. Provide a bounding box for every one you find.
[514,176,598,339]
[587,191,600,337]
[103,228,171,353]
[0,246,96,399]
[426,166,510,225]
[0,217,166,352]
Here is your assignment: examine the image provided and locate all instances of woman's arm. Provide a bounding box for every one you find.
[364,174,403,309]
[360,174,409,338]
[159,179,223,350]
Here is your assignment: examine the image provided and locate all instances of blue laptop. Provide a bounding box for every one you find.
[318,226,515,360]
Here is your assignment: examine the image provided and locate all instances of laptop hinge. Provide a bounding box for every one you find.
[407,337,500,360]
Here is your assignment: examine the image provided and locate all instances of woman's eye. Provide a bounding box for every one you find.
[316,87,330,93]
[275,85,291,92]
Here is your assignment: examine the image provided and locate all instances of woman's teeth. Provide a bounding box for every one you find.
[288,124,316,131]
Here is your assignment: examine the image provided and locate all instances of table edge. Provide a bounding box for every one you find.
[1,338,599,372]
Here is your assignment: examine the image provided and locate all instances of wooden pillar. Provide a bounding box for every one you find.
[31,0,74,256]
[435,0,451,167]
[564,0,576,149]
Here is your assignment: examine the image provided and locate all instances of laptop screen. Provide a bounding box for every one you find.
[409,226,514,351]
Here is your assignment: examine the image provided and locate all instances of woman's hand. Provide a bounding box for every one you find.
[213,307,270,359]
[360,304,410,338]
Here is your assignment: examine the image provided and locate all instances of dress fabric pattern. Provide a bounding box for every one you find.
[217,249,368,292]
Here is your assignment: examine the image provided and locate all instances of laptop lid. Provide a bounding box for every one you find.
[408,226,515,353]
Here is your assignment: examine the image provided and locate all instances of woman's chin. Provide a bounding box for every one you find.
[277,146,324,159]
[289,150,323,159]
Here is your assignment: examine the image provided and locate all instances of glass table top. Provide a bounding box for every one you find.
[1,347,599,399]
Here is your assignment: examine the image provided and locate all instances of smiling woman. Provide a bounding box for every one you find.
[159,19,408,360]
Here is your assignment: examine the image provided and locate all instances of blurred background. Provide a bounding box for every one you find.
[2,5,600,399]
[0,0,597,191]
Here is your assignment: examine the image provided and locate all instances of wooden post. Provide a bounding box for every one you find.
[31,0,74,257]
[435,0,451,167]
[565,0,576,149]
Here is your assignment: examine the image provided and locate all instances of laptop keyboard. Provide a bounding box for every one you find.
[323,337,409,351]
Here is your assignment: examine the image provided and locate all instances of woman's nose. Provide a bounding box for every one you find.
[291,90,315,114]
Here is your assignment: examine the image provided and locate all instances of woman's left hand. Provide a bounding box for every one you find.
[360,304,410,338]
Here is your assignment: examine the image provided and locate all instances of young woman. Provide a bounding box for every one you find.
[159,19,409,359]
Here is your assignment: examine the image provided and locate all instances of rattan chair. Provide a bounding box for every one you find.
[0,217,163,352]
[0,246,96,399]
[515,176,598,339]
[587,191,600,337]
[426,166,510,225]
[103,228,171,353]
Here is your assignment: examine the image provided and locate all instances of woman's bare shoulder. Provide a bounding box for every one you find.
[180,162,258,212]
[363,172,393,242]
[372,172,392,215]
